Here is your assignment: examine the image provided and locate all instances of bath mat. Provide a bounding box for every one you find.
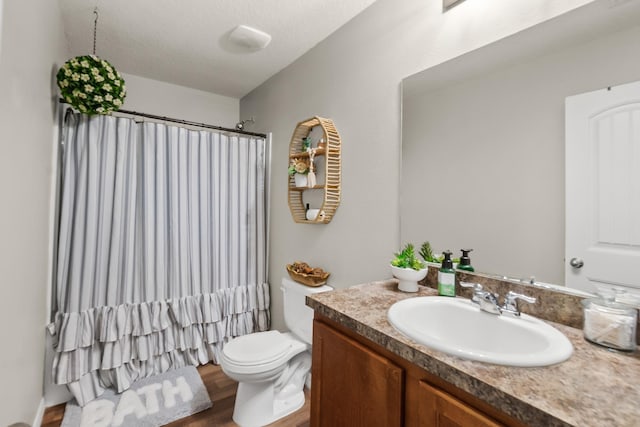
[61,366,212,427]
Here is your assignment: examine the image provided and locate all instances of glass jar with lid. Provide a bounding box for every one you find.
[582,296,637,351]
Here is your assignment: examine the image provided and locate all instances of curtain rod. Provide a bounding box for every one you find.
[59,99,267,138]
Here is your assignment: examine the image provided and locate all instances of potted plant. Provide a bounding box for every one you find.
[419,241,437,264]
[390,243,428,292]
[302,136,312,151]
[57,55,127,115]
[288,157,310,187]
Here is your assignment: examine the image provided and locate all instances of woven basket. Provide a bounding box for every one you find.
[286,264,330,287]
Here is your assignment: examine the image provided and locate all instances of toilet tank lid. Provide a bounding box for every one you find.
[281,277,333,294]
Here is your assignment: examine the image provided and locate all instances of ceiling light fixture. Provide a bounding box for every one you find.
[228,25,272,50]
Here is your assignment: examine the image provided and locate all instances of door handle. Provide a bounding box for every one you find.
[569,257,584,268]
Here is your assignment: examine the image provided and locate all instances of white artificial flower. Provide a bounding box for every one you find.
[102,83,112,91]
[95,75,105,82]
[79,93,87,99]
[72,73,80,81]
[90,55,98,61]
[105,94,113,101]
[64,69,72,77]
[96,107,105,113]
[60,80,69,88]
[79,105,87,112]
[80,60,90,68]
[91,67,100,76]
[80,74,90,82]
[71,59,79,66]
[72,89,81,97]
[113,78,120,86]
[108,72,116,80]
[113,99,122,106]
[84,84,94,93]
[94,95,103,102]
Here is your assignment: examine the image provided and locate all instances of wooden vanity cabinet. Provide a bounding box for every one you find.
[310,317,403,427]
[311,315,525,427]
[418,381,503,427]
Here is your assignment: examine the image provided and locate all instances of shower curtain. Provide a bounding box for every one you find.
[50,111,270,405]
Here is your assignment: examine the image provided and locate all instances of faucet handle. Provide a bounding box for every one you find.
[460,282,482,291]
[459,282,483,303]
[503,291,536,315]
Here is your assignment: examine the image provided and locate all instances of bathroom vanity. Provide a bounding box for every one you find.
[307,280,640,427]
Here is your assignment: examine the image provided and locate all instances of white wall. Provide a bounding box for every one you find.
[0,0,67,424]
[402,23,640,285]
[121,73,239,127]
[240,0,594,331]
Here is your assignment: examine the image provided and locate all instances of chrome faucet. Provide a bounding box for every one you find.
[460,283,536,316]
[460,282,502,314]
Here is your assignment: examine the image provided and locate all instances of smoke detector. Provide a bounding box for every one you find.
[228,25,272,50]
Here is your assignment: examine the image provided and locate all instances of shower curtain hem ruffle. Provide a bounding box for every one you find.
[49,282,270,406]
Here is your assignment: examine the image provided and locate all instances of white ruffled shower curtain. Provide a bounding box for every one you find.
[50,111,270,405]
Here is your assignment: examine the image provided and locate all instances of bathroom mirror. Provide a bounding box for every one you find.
[400,0,640,291]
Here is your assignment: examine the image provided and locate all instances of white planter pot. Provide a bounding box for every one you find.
[294,173,308,187]
[391,265,428,293]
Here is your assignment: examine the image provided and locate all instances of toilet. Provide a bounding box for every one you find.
[220,278,333,426]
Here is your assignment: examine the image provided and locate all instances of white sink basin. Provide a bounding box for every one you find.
[387,296,573,367]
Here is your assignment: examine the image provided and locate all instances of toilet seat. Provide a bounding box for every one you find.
[225,331,292,365]
[222,331,307,375]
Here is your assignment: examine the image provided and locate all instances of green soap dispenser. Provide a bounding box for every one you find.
[438,250,456,297]
[457,249,474,272]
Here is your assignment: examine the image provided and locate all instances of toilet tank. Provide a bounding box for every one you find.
[282,278,333,344]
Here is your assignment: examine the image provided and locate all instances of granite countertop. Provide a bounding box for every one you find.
[307,280,640,427]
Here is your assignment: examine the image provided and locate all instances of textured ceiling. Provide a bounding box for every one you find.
[58,0,378,98]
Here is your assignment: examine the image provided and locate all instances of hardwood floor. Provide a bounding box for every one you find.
[41,364,310,427]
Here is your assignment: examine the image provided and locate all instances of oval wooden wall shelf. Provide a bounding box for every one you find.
[287,116,341,224]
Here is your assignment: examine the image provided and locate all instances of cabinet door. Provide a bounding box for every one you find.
[311,320,404,427]
[418,381,504,427]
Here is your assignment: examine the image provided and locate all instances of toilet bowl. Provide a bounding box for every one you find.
[220,278,332,427]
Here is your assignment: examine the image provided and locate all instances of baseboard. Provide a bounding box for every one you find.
[32,398,45,427]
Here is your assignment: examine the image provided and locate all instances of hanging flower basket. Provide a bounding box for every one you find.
[57,55,126,115]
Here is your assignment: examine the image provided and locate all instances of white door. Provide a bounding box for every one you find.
[565,81,640,295]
